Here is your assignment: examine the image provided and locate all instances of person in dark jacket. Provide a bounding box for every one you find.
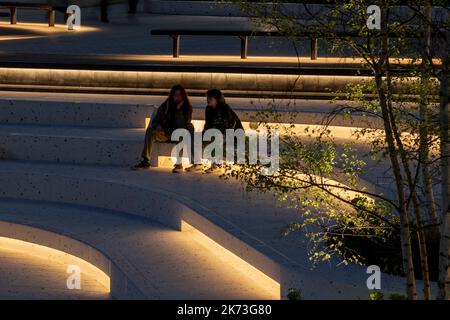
[186,89,243,173]
[132,84,194,173]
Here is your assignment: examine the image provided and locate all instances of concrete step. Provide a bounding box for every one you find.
[0,160,409,299]
[0,122,389,172]
[0,198,277,299]
[0,92,380,128]
[0,99,155,128]
[0,124,145,166]
[0,66,376,97]
[0,123,182,167]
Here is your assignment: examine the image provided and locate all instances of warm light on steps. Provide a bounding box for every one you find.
[0,236,110,293]
[147,117,385,168]
[181,220,281,300]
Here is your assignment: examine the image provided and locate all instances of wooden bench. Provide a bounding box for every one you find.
[0,2,55,26]
[151,29,320,60]
[150,28,444,60]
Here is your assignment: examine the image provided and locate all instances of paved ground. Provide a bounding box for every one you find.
[0,234,110,299]
[0,13,302,56]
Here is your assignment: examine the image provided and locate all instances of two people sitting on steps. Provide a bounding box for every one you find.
[132,85,243,174]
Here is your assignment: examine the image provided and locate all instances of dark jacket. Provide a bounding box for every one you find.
[151,100,193,134]
[203,103,243,134]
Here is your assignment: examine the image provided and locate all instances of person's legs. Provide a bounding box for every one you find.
[204,134,226,173]
[132,126,156,170]
[172,127,193,173]
[185,128,204,172]
[141,125,156,163]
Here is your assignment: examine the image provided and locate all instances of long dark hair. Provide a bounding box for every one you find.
[165,84,192,128]
[206,88,226,106]
[167,84,192,111]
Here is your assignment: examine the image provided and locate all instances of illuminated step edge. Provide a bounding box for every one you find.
[0,220,146,299]
[181,220,280,297]
[0,172,283,298]
[0,120,383,167]
[0,68,376,94]
[0,236,110,295]
[0,123,385,196]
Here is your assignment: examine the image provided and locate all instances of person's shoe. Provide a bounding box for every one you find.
[204,164,221,174]
[185,164,204,172]
[132,160,150,170]
[172,164,184,173]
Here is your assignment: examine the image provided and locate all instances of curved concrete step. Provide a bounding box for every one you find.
[0,124,144,165]
[0,198,277,299]
[0,160,409,299]
[0,121,394,191]
[0,92,380,128]
[0,233,111,300]
[0,99,155,128]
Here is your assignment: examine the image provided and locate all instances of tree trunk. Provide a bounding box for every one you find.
[389,80,431,300]
[376,74,417,299]
[375,22,417,297]
[438,29,450,300]
[420,0,440,229]
[375,7,417,297]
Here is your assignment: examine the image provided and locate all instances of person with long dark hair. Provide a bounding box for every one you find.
[186,88,243,173]
[132,84,193,173]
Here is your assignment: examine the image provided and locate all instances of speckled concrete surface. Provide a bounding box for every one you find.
[0,241,111,300]
[0,124,144,165]
[0,99,155,128]
[0,160,417,299]
[0,91,416,299]
[0,198,277,299]
[0,92,377,128]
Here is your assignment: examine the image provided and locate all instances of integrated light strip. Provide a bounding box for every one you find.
[0,236,110,292]
[181,220,281,300]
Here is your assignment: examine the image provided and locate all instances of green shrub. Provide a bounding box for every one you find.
[287,288,302,300]
[370,292,384,300]
[388,293,406,300]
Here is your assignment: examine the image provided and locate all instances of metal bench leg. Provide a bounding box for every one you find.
[48,10,55,27]
[171,35,180,58]
[310,38,318,60]
[10,7,17,24]
[240,36,248,59]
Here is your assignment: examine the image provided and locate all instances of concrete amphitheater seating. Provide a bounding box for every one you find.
[0,93,409,299]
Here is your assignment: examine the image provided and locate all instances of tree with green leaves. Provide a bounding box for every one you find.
[223,0,449,299]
